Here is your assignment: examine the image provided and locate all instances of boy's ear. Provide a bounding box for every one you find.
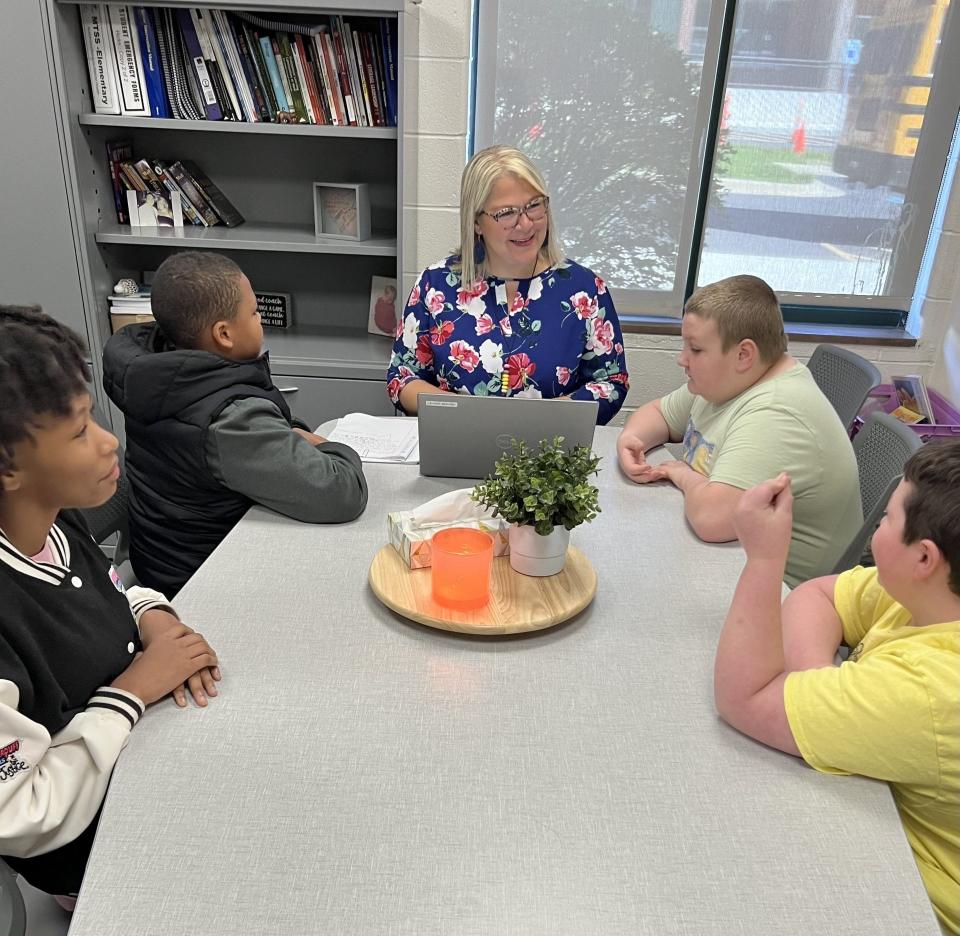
[0,467,22,494]
[735,338,760,372]
[914,538,945,584]
[209,319,234,352]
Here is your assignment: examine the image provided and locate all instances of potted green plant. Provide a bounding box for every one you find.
[471,437,601,576]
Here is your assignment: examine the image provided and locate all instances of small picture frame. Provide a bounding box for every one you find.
[891,374,933,424]
[368,276,399,337]
[126,189,183,228]
[313,182,370,241]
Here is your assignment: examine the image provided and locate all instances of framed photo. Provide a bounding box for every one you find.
[126,189,183,228]
[891,374,933,424]
[368,276,399,337]
[313,182,370,241]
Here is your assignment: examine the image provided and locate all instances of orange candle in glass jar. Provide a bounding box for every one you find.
[431,528,494,610]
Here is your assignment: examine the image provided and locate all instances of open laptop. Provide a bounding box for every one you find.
[418,395,600,478]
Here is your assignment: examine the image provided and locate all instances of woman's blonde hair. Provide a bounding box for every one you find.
[456,145,564,285]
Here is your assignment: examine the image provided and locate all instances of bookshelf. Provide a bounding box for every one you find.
[45,0,418,427]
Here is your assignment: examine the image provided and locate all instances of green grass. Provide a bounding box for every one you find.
[720,145,832,184]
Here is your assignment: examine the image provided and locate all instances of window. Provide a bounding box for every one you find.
[474,0,959,321]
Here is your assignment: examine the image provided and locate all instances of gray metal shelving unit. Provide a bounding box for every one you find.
[44,0,418,427]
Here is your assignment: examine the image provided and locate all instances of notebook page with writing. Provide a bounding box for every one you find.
[323,413,419,463]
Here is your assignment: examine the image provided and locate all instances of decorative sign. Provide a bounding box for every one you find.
[256,291,292,329]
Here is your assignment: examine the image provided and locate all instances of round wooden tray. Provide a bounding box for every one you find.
[368,545,597,635]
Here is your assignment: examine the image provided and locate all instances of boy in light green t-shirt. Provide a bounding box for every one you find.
[714,440,960,934]
[617,274,861,586]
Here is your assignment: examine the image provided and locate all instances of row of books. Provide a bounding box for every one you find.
[106,140,244,227]
[80,5,399,127]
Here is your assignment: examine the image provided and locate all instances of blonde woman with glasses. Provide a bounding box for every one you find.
[386,145,629,424]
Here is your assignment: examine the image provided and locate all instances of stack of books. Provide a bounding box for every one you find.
[105,141,243,227]
[109,286,154,332]
[80,5,399,127]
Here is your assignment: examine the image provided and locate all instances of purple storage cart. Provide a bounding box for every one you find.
[854,384,960,440]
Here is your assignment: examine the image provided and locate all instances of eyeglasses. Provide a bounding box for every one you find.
[478,196,549,231]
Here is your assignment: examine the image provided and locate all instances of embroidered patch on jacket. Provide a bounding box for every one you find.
[109,565,126,594]
[0,739,30,782]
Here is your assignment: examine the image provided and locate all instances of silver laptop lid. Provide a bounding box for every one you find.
[418,395,599,479]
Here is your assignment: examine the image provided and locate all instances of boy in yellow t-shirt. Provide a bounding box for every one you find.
[713,440,960,934]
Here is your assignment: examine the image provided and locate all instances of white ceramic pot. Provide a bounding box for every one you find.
[508,524,570,577]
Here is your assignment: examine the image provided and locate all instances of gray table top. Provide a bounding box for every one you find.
[69,428,939,935]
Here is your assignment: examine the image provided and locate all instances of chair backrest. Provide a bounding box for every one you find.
[807,344,882,431]
[0,861,26,936]
[80,441,131,566]
[832,412,923,574]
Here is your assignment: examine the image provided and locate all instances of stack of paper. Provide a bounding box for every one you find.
[324,413,419,464]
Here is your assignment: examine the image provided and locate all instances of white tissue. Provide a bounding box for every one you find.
[409,488,495,529]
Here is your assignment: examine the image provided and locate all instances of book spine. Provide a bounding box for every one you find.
[340,19,366,126]
[81,5,121,115]
[105,139,133,222]
[243,23,279,120]
[211,11,254,122]
[175,9,222,119]
[152,9,183,119]
[152,161,203,225]
[228,15,269,121]
[179,159,245,227]
[190,10,240,120]
[381,17,398,127]
[259,34,290,113]
[108,5,150,116]
[202,10,246,120]
[295,34,324,125]
[132,158,166,194]
[370,30,390,128]
[361,33,383,127]
[119,161,147,192]
[352,30,373,126]
[167,161,220,225]
[132,6,169,117]
[278,33,309,123]
[316,31,343,126]
[330,22,358,125]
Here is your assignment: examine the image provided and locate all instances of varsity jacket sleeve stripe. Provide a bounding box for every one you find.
[0,679,144,859]
[126,585,177,625]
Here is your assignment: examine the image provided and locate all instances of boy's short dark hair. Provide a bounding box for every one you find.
[903,439,960,597]
[151,251,246,349]
[0,305,90,476]
[684,275,788,364]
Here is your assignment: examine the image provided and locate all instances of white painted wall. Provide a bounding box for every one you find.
[405,1,959,425]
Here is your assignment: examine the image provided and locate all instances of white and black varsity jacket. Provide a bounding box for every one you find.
[0,510,172,860]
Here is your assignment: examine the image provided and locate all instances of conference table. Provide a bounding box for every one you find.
[69,428,940,935]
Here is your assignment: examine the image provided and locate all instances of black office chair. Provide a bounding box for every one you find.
[0,861,26,936]
[807,344,882,432]
[832,412,923,574]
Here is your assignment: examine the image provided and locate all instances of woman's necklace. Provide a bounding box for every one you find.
[493,256,540,395]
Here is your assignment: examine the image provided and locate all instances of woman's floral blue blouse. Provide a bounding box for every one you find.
[386,257,629,425]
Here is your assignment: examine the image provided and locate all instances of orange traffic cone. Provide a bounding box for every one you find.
[791,101,806,154]
[792,121,806,154]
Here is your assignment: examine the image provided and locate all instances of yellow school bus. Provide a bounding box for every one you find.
[833,0,950,190]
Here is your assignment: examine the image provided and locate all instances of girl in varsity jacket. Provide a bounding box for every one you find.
[0,306,221,903]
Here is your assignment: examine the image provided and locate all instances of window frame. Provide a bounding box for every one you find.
[472,0,960,328]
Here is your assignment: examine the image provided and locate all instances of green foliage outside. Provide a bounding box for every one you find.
[495,1,718,289]
[471,437,601,537]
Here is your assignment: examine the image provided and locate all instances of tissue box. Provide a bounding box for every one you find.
[388,512,511,569]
